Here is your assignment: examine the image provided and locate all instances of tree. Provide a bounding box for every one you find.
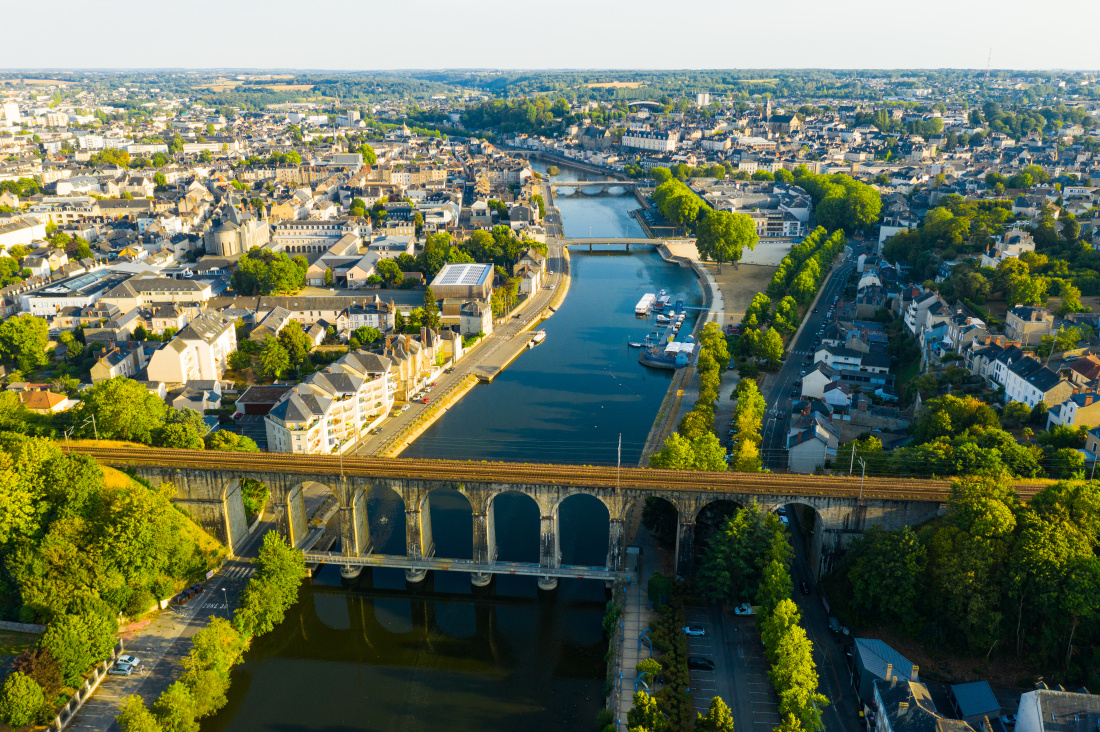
[757,328,784,365]
[228,351,252,372]
[276,320,312,369]
[635,657,661,686]
[627,691,666,732]
[694,696,735,732]
[423,287,441,330]
[353,326,381,346]
[256,339,289,382]
[233,533,305,639]
[848,527,926,627]
[73,377,169,443]
[204,431,259,452]
[375,259,403,287]
[231,249,306,296]
[0,672,44,728]
[152,681,198,732]
[41,612,117,685]
[118,695,163,732]
[154,422,204,450]
[696,210,759,273]
[12,647,62,702]
[0,315,49,372]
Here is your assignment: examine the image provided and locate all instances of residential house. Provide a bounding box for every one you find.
[786,415,838,474]
[1000,353,1073,408]
[1005,305,1054,346]
[1016,686,1100,732]
[850,638,917,707]
[90,345,147,383]
[20,390,76,414]
[172,380,223,413]
[871,677,971,732]
[1046,392,1100,429]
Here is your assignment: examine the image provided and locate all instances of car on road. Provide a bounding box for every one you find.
[421,397,430,404]
[445,367,454,374]
[790,388,798,398]
[118,655,141,667]
[401,404,410,413]
[779,515,789,527]
[800,369,806,376]
[799,581,810,596]
[813,308,818,313]
[1000,715,1017,727]
[828,617,843,633]
[682,625,705,637]
[687,656,716,671]
[733,603,754,616]
[109,663,136,676]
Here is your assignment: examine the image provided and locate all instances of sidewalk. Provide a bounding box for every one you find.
[615,532,659,732]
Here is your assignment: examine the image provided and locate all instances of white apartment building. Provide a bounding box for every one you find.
[265,351,393,455]
[146,312,237,383]
[621,129,678,152]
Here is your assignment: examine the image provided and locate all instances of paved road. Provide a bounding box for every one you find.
[68,517,278,732]
[788,509,862,732]
[351,239,568,457]
[760,259,855,471]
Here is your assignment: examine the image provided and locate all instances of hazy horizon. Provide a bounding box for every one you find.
[1,0,1096,72]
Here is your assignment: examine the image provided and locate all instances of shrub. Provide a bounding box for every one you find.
[0,672,45,728]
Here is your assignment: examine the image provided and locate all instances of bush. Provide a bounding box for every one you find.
[40,611,117,685]
[0,672,45,728]
[126,588,156,618]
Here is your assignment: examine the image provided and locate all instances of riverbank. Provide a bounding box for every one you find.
[637,243,720,465]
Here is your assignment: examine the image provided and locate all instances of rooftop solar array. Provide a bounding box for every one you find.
[434,263,492,287]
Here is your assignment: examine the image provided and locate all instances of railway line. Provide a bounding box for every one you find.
[62,444,1049,503]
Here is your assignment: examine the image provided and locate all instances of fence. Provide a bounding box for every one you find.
[51,639,125,731]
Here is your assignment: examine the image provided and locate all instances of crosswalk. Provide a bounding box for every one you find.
[223,565,256,580]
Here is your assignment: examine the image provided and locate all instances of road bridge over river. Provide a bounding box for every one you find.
[63,446,1047,586]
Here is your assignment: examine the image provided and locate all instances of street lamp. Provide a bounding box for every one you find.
[222,588,228,616]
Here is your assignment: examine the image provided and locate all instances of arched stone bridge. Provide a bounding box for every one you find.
[65,447,1041,587]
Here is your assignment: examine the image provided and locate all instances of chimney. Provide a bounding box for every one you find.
[898,702,909,714]
[911,664,918,682]
[891,674,898,689]
[885,663,893,683]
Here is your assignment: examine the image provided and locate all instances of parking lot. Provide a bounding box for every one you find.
[733,617,782,732]
[683,606,722,716]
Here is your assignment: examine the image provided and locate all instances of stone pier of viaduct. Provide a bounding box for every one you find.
[121,464,946,587]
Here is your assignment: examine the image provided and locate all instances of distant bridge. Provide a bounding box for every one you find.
[63,446,1046,585]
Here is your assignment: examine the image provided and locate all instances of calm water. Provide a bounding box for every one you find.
[532,160,647,239]
[403,250,702,465]
[203,170,695,732]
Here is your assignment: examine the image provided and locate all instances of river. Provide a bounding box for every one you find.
[532,160,648,239]
[202,163,699,732]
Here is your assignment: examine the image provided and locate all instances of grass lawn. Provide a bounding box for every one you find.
[0,630,39,656]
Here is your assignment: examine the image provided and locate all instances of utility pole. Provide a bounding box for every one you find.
[616,433,622,491]
[857,457,867,502]
[849,443,856,475]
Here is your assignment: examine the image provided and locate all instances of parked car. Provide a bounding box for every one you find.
[422,397,431,404]
[779,515,790,527]
[108,663,135,676]
[401,404,411,412]
[445,367,455,374]
[687,656,716,671]
[118,655,141,667]
[799,581,810,596]
[828,617,842,633]
[733,603,754,616]
[682,625,706,637]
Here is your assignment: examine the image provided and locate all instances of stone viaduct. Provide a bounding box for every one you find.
[98,458,949,589]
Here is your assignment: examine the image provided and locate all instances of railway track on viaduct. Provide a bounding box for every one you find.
[62,445,1049,504]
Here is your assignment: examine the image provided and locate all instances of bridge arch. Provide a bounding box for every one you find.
[557,493,610,568]
[365,482,406,555]
[489,490,541,563]
[423,487,473,561]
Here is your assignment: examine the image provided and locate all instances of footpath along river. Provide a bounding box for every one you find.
[201,165,702,732]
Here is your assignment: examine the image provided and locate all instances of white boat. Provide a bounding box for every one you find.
[635,293,656,316]
[628,342,644,348]
[527,330,546,348]
[655,315,670,324]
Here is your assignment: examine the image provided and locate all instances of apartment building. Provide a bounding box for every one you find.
[621,129,678,152]
[265,351,393,455]
[146,312,237,384]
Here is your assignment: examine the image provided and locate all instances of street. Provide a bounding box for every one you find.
[67,516,278,732]
[760,258,855,471]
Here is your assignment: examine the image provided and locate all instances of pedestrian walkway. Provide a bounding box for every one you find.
[615,533,659,732]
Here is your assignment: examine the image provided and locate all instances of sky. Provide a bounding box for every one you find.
[2,0,1097,71]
